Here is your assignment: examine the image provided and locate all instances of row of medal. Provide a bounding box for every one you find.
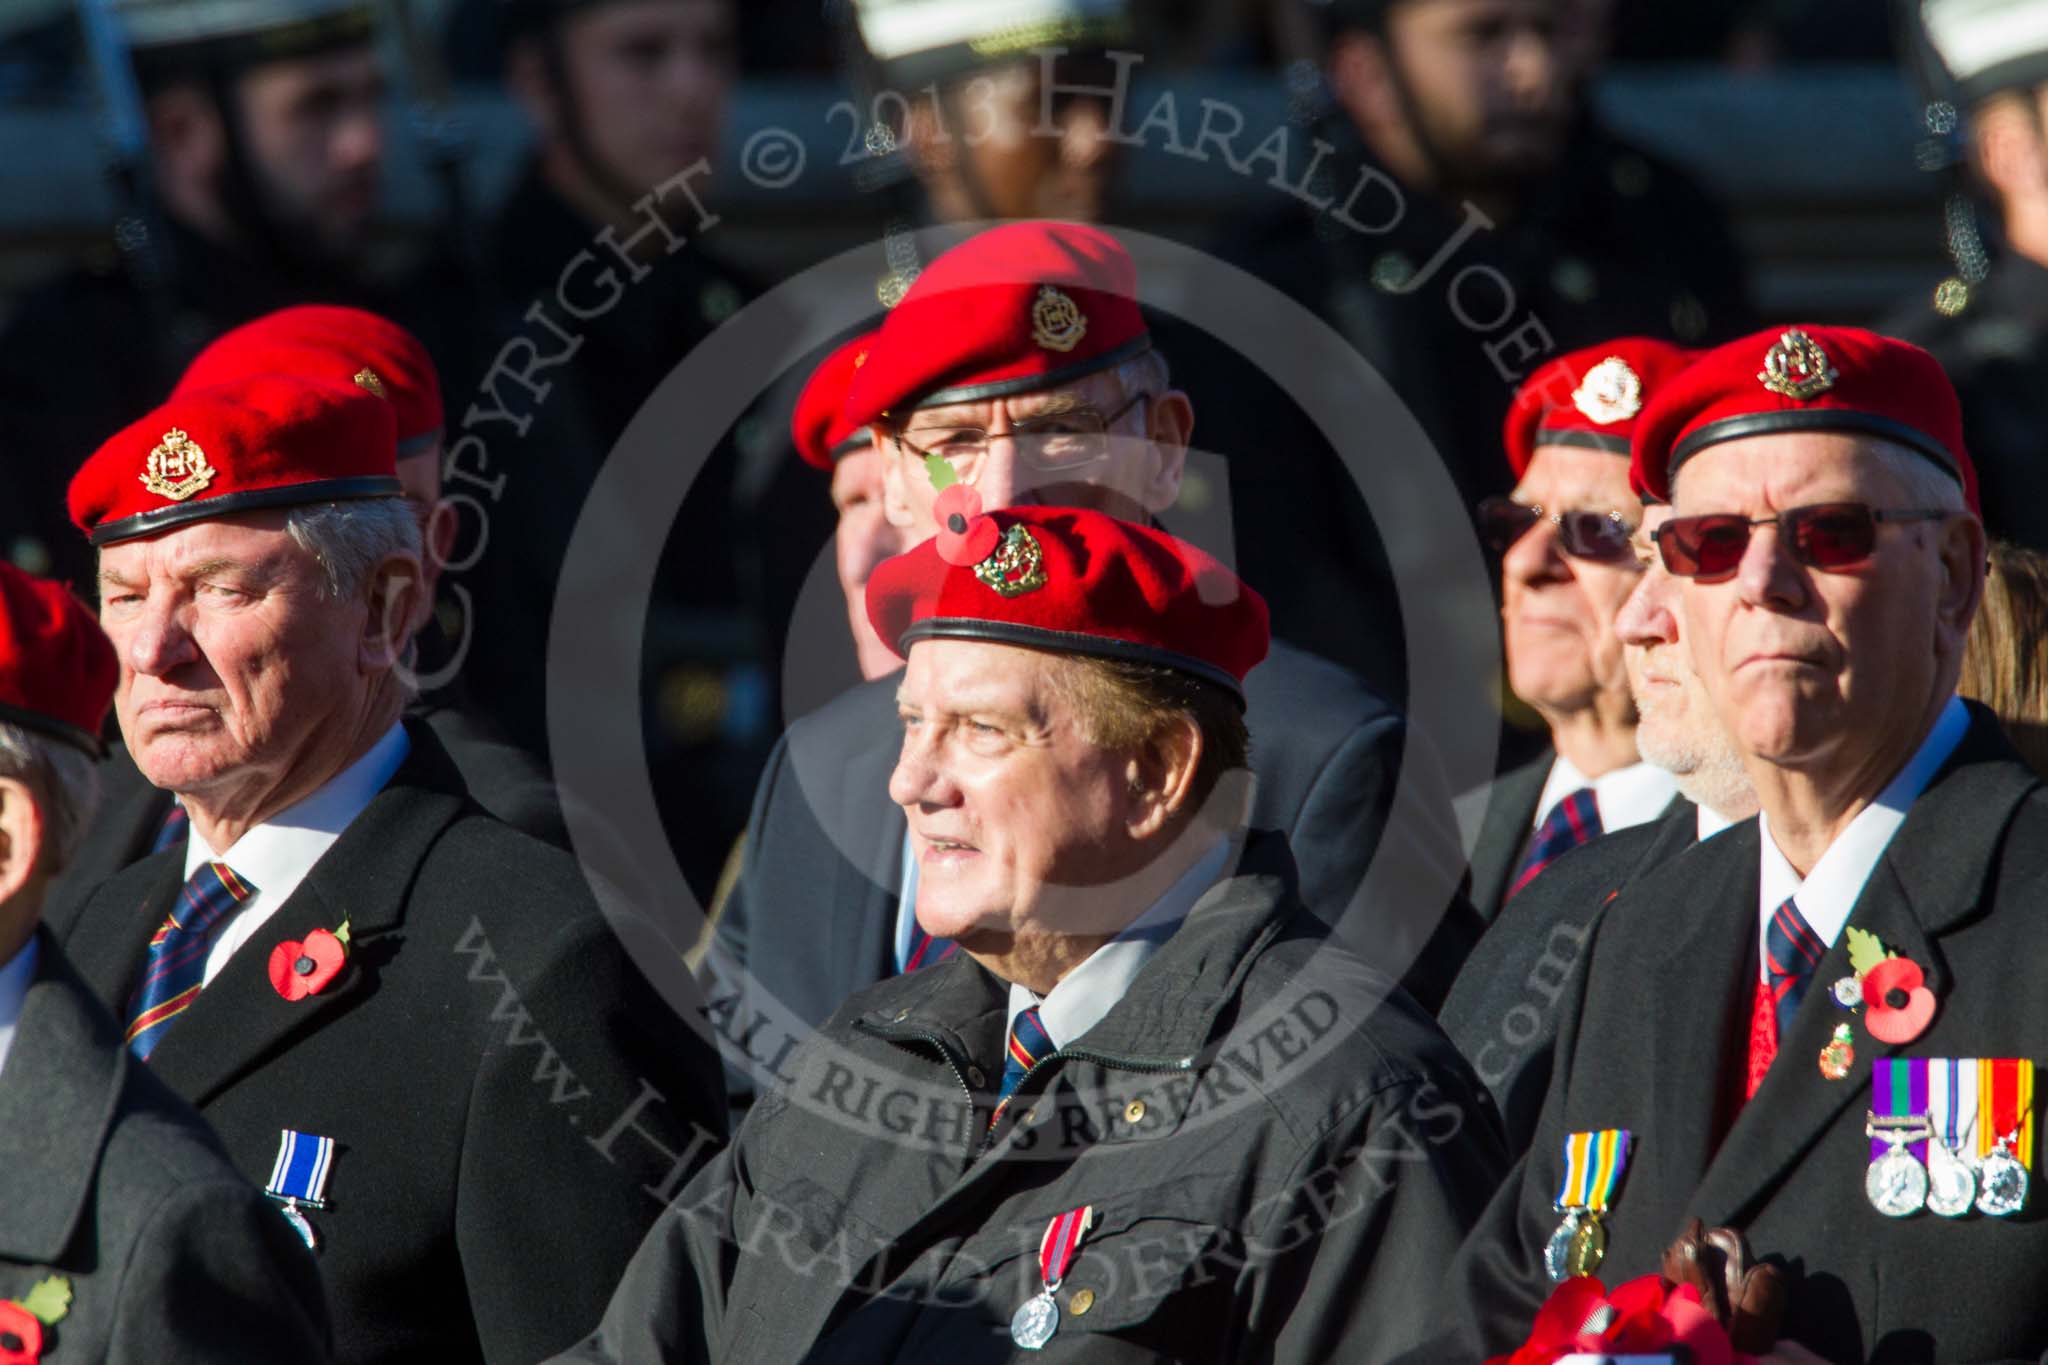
[1863,1057,2033,1219]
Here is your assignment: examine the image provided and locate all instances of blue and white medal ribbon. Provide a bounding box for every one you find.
[265,1129,335,1251]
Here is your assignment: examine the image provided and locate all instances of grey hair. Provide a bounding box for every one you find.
[1113,346,1171,402]
[285,498,423,600]
[1867,441,1969,517]
[0,722,101,875]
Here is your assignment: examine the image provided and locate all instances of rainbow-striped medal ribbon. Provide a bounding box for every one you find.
[1545,1129,1633,1282]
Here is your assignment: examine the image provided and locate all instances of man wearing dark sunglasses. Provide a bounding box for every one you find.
[1463,339,1694,923]
[1428,325,2048,1362]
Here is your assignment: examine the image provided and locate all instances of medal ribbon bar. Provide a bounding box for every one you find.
[1554,1129,1632,1212]
[266,1128,336,1209]
[1870,1059,1930,1166]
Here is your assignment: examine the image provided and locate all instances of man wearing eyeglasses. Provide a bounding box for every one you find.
[1419,325,2048,1361]
[705,221,1478,1109]
[1464,339,1695,923]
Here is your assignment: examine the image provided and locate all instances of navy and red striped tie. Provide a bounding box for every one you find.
[902,922,958,973]
[989,1005,1055,1131]
[1764,895,1826,1039]
[1507,788,1602,901]
[124,861,255,1060]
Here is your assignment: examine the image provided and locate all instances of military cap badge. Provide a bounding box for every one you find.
[1758,328,1838,400]
[353,367,386,397]
[139,429,217,502]
[1031,286,1089,353]
[1571,356,1644,425]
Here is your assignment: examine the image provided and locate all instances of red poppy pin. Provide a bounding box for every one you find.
[1837,926,1934,1045]
[926,456,1001,567]
[1488,1273,1747,1365]
[269,922,351,1002]
[0,1277,72,1364]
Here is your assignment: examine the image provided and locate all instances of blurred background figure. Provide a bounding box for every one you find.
[1959,539,2048,777]
[460,0,774,899]
[0,0,393,595]
[1891,0,2048,551]
[1227,0,1750,520]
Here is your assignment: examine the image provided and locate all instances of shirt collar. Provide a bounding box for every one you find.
[0,932,40,1080]
[1757,695,1972,962]
[1006,837,1233,1050]
[1536,754,1681,837]
[185,722,412,890]
[1697,805,1741,841]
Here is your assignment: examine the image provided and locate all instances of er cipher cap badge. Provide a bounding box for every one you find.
[1032,286,1089,353]
[139,429,217,502]
[1758,328,1839,401]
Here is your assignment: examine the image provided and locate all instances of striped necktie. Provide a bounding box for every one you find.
[902,922,958,973]
[1764,896,1826,1040]
[124,861,256,1060]
[989,1005,1055,1131]
[1507,788,1602,901]
[150,802,189,854]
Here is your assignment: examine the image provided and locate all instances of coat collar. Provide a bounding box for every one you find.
[0,930,129,1264]
[58,719,472,1107]
[856,830,1305,1071]
[1687,705,2040,1226]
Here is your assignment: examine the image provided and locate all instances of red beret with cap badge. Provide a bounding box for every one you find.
[1503,338,1695,480]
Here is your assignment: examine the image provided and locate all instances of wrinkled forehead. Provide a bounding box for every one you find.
[1514,443,1635,506]
[1669,431,1904,512]
[896,374,1121,430]
[96,509,308,583]
[900,637,1067,715]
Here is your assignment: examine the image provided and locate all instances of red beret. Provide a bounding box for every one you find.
[0,562,115,756]
[866,499,1269,699]
[793,332,878,471]
[1502,338,1695,479]
[835,222,1151,443]
[69,374,400,547]
[1631,325,1977,513]
[178,305,445,460]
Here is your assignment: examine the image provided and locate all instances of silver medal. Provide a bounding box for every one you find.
[1924,1141,1977,1218]
[279,1199,320,1252]
[1543,1210,1582,1283]
[1009,1291,1059,1350]
[1865,1144,1928,1217]
[1976,1144,2029,1217]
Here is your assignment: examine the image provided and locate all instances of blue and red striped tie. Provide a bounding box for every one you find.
[1764,895,1826,1039]
[124,861,255,1060]
[902,922,958,973]
[1507,788,1603,901]
[989,1005,1055,1131]
[150,802,189,853]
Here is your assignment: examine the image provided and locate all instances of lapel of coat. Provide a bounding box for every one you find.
[55,847,184,1019]
[0,932,128,1264]
[1688,711,2038,1227]
[145,721,470,1107]
[1470,749,1554,918]
[1628,819,1760,1206]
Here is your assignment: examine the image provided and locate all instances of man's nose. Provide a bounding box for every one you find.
[124,595,199,677]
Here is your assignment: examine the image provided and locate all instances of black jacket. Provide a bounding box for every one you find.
[0,932,332,1363]
[1424,708,2048,1362]
[706,643,1482,1103]
[557,833,1507,1364]
[1463,749,1553,924]
[46,721,728,1365]
[1441,802,1698,1152]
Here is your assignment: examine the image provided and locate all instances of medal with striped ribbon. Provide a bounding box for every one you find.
[1924,1058,1978,1217]
[265,1129,336,1251]
[1545,1129,1632,1282]
[1975,1058,2033,1216]
[1866,1060,1930,1217]
[1010,1205,1094,1350]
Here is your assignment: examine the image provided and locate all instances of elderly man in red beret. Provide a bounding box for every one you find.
[790,330,907,682]
[45,375,726,1365]
[0,562,333,1362]
[561,505,1506,1363]
[1422,326,2048,1361]
[709,222,1477,1111]
[1463,338,1696,924]
[50,305,571,920]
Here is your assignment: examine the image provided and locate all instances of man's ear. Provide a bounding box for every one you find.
[1124,715,1203,840]
[1974,95,2048,205]
[1138,388,1194,515]
[1937,513,1989,659]
[901,92,961,180]
[0,776,49,908]
[360,552,426,674]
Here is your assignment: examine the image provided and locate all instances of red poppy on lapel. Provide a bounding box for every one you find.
[1489,1273,1750,1365]
[0,1301,43,1364]
[269,928,348,1002]
[1862,957,1935,1044]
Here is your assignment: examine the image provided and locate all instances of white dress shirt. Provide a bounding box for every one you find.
[1754,695,1970,980]
[1698,805,1741,842]
[1534,754,1681,839]
[0,931,38,1079]
[188,722,411,986]
[1004,838,1234,1050]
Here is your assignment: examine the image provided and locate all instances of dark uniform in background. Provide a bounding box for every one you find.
[0,0,408,595]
